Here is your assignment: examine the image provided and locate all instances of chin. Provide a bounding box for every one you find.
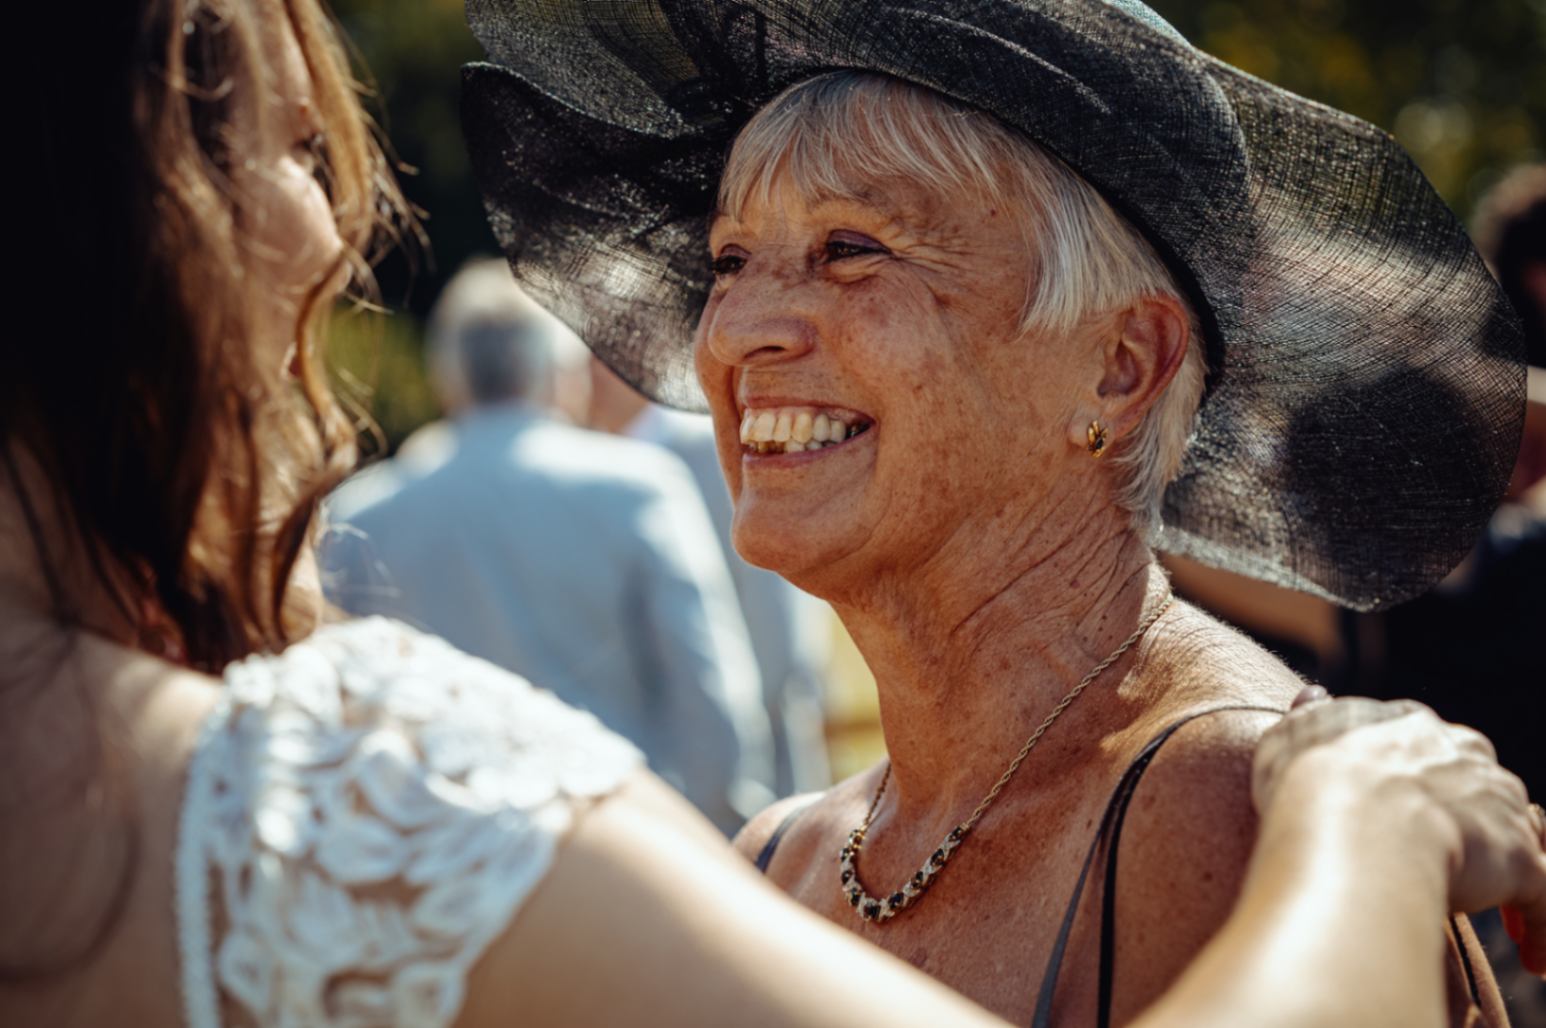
[731,514,806,575]
[730,502,859,596]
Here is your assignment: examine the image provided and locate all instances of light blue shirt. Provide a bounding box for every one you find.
[321,406,774,833]
[628,406,833,794]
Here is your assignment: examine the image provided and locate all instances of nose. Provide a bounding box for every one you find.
[698,261,818,370]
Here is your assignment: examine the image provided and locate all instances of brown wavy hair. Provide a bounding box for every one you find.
[2,0,409,976]
[8,0,408,671]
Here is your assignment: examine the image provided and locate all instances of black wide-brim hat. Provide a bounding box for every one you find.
[461,0,1526,611]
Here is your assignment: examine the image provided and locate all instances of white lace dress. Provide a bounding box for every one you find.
[175,617,643,1027]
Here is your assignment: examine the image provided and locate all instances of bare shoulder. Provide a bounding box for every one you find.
[1103,602,1302,1021]
[733,791,828,863]
[1121,704,1281,857]
[1102,708,1281,1022]
[1120,601,1302,844]
[1155,597,1310,707]
[1119,601,1304,907]
[731,766,885,874]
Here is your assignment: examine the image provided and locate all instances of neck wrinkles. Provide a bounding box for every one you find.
[834,488,1168,826]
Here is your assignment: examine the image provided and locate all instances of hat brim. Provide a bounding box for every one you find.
[461,0,1525,611]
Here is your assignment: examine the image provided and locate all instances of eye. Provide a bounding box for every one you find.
[294,131,326,171]
[710,251,746,278]
[824,234,887,262]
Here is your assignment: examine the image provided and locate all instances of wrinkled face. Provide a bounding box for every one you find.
[695,172,1100,592]
[234,6,343,327]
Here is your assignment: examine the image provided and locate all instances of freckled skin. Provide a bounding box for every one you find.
[696,175,1081,600]
[699,168,1496,1025]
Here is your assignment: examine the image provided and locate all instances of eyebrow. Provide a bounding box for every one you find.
[707,188,910,239]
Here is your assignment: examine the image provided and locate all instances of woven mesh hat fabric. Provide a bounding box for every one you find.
[461,0,1526,611]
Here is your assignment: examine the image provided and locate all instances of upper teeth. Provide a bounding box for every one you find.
[739,406,870,453]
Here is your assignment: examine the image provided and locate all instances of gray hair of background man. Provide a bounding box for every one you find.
[426,258,590,414]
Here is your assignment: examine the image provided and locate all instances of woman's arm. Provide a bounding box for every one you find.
[452,700,1544,1028]
[457,772,1007,1028]
[1134,701,1546,1028]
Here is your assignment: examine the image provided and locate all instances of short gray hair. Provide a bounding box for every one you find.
[426,258,587,412]
[720,72,1206,533]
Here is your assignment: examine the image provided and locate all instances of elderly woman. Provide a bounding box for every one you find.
[463,1,1525,1024]
[700,72,1298,1022]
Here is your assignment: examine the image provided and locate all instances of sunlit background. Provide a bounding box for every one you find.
[326,0,1546,454]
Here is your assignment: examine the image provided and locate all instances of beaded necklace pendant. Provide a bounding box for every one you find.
[835,593,1172,925]
[838,823,968,922]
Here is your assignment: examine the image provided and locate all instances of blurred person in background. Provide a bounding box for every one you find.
[1155,168,1544,791]
[1339,166,1546,1021]
[1479,166,1546,372]
[591,356,833,795]
[324,258,774,832]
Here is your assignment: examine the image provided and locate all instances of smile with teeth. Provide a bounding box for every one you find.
[739,406,873,455]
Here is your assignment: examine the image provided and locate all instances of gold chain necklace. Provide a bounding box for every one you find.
[838,593,1174,923]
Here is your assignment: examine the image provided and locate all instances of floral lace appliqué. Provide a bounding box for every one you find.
[176,617,642,1028]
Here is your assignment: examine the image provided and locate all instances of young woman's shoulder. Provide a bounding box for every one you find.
[177,616,644,1028]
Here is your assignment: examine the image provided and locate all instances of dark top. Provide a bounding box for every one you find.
[756,706,1280,1027]
[756,703,1485,1025]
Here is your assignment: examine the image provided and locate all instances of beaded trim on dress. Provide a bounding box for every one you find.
[175,617,642,1028]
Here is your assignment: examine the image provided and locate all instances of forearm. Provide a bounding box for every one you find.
[1135,757,1453,1028]
[468,774,1006,1028]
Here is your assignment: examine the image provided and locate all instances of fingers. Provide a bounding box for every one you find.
[1504,803,1546,977]
[1449,723,1498,763]
[1252,697,1545,978]
[1291,684,1329,709]
[1252,696,1436,812]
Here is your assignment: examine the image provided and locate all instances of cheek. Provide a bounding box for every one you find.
[243,159,343,295]
[870,283,1045,489]
[692,309,733,416]
[692,319,743,490]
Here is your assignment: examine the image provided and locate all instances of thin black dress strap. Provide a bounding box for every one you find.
[1032,704,1284,1028]
[754,801,817,874]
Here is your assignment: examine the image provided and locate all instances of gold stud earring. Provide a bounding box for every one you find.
[1087,420,1108,458]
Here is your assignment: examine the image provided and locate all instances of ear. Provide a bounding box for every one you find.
[1094,294,1190,440]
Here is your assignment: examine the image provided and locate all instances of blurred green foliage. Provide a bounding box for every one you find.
[324,0,1545,452]
[331,0,490,312]
[326,305,441,461]
[322,0,484,452]
[1148,0,1545,213]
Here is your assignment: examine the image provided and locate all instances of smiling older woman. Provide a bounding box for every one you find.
[696,70,1279,1018]
[689,70,1320,1023]
[462,1,1525,1025]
